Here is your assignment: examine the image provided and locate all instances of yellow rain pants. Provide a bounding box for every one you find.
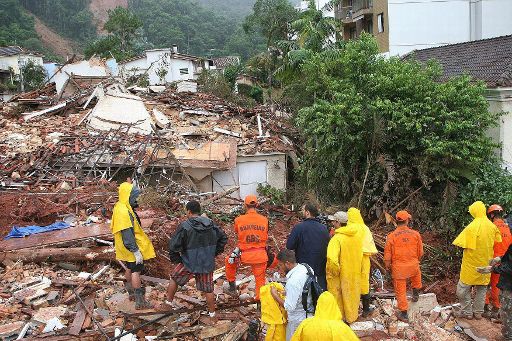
[326,208,365,323]
[452,201,502,285]
[291,291,360,341]
[111,182,155,262]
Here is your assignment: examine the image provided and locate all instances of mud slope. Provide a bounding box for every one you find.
[33,16,76,59]
[89,0,128,34]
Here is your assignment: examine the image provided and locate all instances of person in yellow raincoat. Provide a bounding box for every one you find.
[111,181,156,309]
[290,291,360,341]
[326,207,365,323]
[261,282,287,341]
[359,212,378,317]
[453,201,502,319]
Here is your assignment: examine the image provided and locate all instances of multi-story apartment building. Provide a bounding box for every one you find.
[335,0,512,56]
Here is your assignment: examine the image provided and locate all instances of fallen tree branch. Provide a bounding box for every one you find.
[0,247,114,263]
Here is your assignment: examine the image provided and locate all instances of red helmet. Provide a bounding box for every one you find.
[487,204,504,214]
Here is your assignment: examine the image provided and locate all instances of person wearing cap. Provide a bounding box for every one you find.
[327,211,348,237]
[384,210,424,322]
[453,201,502,320]
[326,208,365,323]
[484,205,512,317]
[225,194,273,300]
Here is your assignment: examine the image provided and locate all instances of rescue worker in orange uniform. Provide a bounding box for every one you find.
[384,210,424,322]
[225,195,275,300]
[485,204,512,318]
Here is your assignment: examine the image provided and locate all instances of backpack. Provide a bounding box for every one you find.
[301,263,324,314]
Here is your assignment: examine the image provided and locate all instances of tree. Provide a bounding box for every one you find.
[243,0,298,48]
[20,60,46,91]
[104,7,143,56]
[292,34,499,230]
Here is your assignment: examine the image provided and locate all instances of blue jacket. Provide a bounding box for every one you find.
[286,218,330,277]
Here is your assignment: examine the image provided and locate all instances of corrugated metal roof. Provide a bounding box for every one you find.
[0,46,24,57]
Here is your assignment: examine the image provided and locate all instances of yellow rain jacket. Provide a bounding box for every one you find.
[354,210,378,295]
[452,201,502,285]
[326,208,364,323]
[111,182,155,262]
[260,282,287,341]
[291,291,360,341]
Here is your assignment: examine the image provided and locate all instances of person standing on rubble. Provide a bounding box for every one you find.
[478,243,512,340]
[326,208,364,323]
[164,200,228,322]
[224,195,276,301]
[485,205,512,318]
[384,210,424,322]
[111,181,156,310]
[286,202,330,290]
[453,201,502,320]
[270,249,313,341]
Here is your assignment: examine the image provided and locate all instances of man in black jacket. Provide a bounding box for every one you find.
[478,244,512,340]
[163,200,228,321]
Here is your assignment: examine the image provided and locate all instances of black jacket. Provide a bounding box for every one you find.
[494,244,512,292]
[169,216,228,273]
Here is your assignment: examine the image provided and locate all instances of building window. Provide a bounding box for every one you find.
[180,68,189,75]
[377,13,384,33]
[366,19,373,35]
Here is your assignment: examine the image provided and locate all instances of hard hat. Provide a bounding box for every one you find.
[488,204,503,214]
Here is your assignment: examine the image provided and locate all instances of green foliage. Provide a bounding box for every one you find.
[238,83,263,103]
[243,0,299,47]
[0,0,39,48]
[223,26,266,61]
[196,0,257,20]
[85,7,145,61]
[20,60,46,90]
[257,184,286,206]
[19,0,96,42]
[291,34,499,229]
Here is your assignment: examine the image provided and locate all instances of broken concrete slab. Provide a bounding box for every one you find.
[198,320,232,339]
[0,321,25,339]
[408,293,439,320]
[32,306,67,324]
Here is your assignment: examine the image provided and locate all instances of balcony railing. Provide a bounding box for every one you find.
[352,0,373,13]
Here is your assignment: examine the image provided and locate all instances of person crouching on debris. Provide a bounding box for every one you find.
[453,201,502,320]
[384,210,424,322]
[484,205,512,318]
[111,182,156,310]
[225,195,276,301]
[290,291,360,341]
[477,243,512,340]
[164,200,228,323]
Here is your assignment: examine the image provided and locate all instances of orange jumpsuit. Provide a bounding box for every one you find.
[486,219,512,308]
[384,225,424,311]
[225,208,269,300]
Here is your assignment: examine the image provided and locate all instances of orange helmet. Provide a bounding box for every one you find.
[488,204,503,214]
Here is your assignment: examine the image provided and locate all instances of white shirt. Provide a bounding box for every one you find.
[284,263,313,323]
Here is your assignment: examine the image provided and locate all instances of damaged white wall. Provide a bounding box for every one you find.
[119,48,200,86]
[53,58,117,95]
[211,154,287,199]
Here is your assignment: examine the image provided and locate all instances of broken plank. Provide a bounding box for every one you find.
[213,127,241,138]
[222,322,249,341]
[175,293,204,305]
[0,223,110,252]
[199,320,232,340]
[140,275,169,285]
[0,247,114,263]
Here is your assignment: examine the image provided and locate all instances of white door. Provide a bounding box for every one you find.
[212,161,268,199]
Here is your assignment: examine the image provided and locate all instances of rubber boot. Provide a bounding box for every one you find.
[224,281,238,297]
[412,288,420,302]
[362,294,374,317]
[490,306,500,319]
[134,287,152,310]
[397,310,409,322]
[124,282,135,302]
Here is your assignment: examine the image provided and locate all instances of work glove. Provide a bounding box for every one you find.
[134,250,143,265]
[476,266,493,274]
[489,257,501,266]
